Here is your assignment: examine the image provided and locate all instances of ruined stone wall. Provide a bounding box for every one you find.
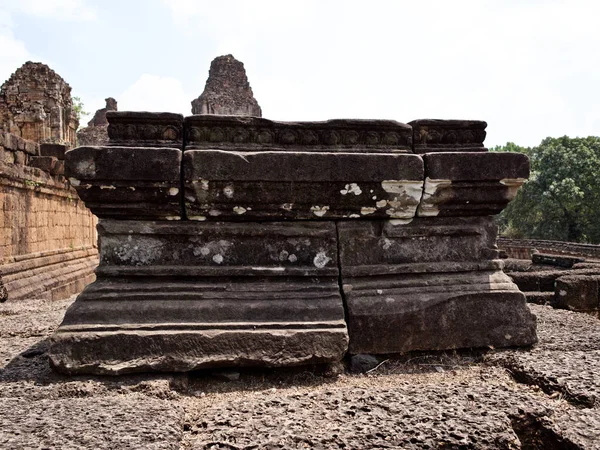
[498,238,600,260]
[0,62,78,147]
[0,131,98,302]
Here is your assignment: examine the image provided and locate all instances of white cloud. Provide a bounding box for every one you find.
[0,10,36,85]
[2,0,97,21]
[119,74,190,115]
[161,0,600,147]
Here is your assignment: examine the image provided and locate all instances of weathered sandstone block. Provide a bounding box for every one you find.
[409,119,487,153]
[184,149,423,221]
[339,217,537,354]
[65,146,182,220]
[50,220,348,374]
[418,152,530,216]
[107,111,183,147]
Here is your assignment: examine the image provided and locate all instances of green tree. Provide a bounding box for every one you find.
[71,96,89,124]
[494,137,600,243]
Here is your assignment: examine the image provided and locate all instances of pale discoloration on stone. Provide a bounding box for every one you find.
[313,251,331,268]
[418,178,453,217]
[233,206,246,215]
[340,183,362,196]
[310,206,329,217]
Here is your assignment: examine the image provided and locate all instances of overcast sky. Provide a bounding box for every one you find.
[0,0,598,147]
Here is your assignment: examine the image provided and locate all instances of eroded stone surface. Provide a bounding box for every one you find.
[409,119,487,153]
[339,217,537,354]
[49,221,348,374]
[184,149,423,220]
[184,115,413,152]
[65,146,182,219]
[418,152,530,217]
[489,304,600,407]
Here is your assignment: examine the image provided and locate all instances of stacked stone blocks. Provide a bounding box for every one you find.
[0,131,98,302]
[49,112,537,374]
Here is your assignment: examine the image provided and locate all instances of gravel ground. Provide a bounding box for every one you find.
[1,297,599,449]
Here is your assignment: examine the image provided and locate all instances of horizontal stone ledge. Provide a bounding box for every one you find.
[95,266,340,277]
[49,327,349,375]
[54,321,349,333]
[106,111,184,147]
[184,115,413,152]
[65,146,182,181]
[340,260,505,277]
[409,119,487,153]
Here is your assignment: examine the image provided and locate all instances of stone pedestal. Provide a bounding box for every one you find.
[49,113,537,375]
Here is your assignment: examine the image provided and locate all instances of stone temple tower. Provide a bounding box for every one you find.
[0,61,78,147]
[191,54,262,117]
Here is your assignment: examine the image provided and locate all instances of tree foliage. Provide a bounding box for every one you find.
[71,96,89,124]
[493,136,600,243]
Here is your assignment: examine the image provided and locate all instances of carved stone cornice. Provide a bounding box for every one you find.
[107,111,183,147]
[184,116,412,152]
[408,119,487,153]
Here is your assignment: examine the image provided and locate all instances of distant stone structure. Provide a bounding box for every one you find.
[76,97,117,146]
[0,62,97,302]
[49,113,537,375]
[0,131,98,302]
[0,62,78,147]
[191,54,262,117]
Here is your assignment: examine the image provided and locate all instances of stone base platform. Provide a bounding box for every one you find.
[339,217,537,354]
[49,220,348,374]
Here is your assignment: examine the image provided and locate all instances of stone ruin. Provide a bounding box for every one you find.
[0,62,98,303]
[0,62,78,146]
[498,239,600,317]
[191,54,262,117]
[48,112,538,375]
[76,97,117,146]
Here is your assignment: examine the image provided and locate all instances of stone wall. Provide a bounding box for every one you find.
[0,131,98,302]
[498,238,600,260]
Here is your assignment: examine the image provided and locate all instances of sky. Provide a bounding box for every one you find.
[0,0,599,148]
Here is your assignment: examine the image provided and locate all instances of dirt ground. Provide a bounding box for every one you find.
[1,297,599,449]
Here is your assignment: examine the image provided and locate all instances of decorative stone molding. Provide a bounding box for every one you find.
[184,116,413,152]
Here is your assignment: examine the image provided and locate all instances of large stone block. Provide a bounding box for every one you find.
[184,150,424,220]
[107,111,183,147]
[65,146,182,220]
[184,116,413,153]
[409,119,487,153]
[338,217,537,354]
[418,152,530,216]
[554,275,600,313]
[49,220,348,374]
